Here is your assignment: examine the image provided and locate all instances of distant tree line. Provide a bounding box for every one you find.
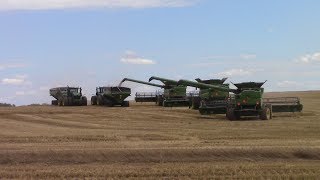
[0,103,16,107]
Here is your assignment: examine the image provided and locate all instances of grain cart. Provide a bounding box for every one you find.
[91,87,131,107]
[149,76,190,107]
[184,78,229,109]
[119,78,164,104]
[50,87,87,106]
[178,80,272,120]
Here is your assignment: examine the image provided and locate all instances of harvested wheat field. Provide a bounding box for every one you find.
[0,91,319,179]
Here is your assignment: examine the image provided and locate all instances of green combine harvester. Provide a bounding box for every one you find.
[178,80,303,120]
[91,86,131,107]
[119,78,164,104]
[50,87,88,106]
[181,78,229,110]
[149,76,190,107]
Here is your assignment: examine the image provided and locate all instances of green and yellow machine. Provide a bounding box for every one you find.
[149,76,190,107]
[178,80,272,120]
[188,78,229,110]
[177,79,230,114]
[178,79,303,120]
[91,86,131,107]
[50,87,87,106]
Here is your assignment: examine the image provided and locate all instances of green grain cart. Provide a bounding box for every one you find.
[181,78,229,110]
[50,87,88,106]
[91,87,131,107]
[149,76,190,107]
[119,78,164,104]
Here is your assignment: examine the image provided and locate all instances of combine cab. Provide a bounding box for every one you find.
[91,87,131,107]
[50,87,87,106]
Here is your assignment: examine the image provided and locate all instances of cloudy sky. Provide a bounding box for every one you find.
[1,0,320,105]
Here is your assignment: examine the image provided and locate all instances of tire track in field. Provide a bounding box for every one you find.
[6,114,106,130]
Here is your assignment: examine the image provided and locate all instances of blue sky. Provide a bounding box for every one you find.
[0,0,320,105]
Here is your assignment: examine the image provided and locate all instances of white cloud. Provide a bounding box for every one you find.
[215,68,258,77]
[39,86,49,91]
[15,90,37,96]
[0,63,26,70]
[0,0,197,11]
[296,52,320,64]
[240,54,257,60]
[1,75,31,86]
[120,50,156,65]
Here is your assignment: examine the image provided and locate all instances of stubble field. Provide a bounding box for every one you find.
[0,91,319,179]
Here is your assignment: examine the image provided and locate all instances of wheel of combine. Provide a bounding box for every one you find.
[226,108,236,121]
[260,106,271,120]
[58,99,63,106]
[91,96,97,105]
[157,96,164,106]
[192,97,200,110]
[97,96,104,106]
[62,98,69,106]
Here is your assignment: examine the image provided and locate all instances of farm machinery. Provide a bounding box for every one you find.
[177,79,230,114]
[50,87,87,106]
[91,87,131,107]
[119,78,164,104]
[178,79,303,120]
[149,76,191,107]
[183,78,229,110]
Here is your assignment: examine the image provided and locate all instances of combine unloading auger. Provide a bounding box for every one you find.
[119,78,164,104]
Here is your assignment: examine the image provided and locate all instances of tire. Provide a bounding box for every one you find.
[97,95,104,106]
[192,97,201,110]
[157,96,164,106]
[260,107,271,120]
[58,99,63,106]
[62,98,69,106]
[91,96,97,105]
[121,101,129,107]
[226,108,236,121]
[163,101,169,107]
[51,100,58,106]
[82,96,88,106]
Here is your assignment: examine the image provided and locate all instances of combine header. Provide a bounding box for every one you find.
[91,87,131,107]
[263,97,303,112]
[119,78,164,104]
[50,87,87,106]
[149,76,190,107]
